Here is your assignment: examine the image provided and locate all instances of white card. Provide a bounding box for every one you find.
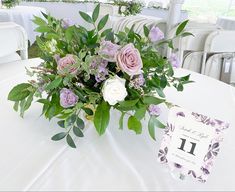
[158,107,229,183]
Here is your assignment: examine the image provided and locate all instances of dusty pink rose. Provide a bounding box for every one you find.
[57,54,77,75]
[116,43,143,76]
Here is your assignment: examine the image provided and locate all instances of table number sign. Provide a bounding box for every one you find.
[158,107,229,183]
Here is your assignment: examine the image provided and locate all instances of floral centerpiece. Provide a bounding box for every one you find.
[2,0,20,8]
[8,4,192,148]
[113,0,144,16]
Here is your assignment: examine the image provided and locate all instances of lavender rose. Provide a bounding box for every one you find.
[169,53,180,68]
[149,26,164,43]
[116,43,143,76]
[60,88,78,108]
[99,41,120,62]
[57,54,77,75]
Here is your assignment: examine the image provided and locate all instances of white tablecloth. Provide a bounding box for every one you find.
[217,16,235,30]
[0,59,235,191]
[0,6,47,44]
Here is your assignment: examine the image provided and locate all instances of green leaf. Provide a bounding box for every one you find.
[82,107,93,116]
[119,112,125,130]
[66,134,76,148]
[51,132,67,141]
[177,83,184,91]
[143,96,165,105]
[92,4,100,22]
[73,126,84,137]
[97,14,109,31]
[58,120,65,128]
[156,88,165,98]
[8,83,32,101]
[143,25,150,37]
[65,26,74,42]
[13,101,19,112]
[181,32,194,37]
[128,116,142,134]
[134,106,146,120]
[66,114,77,127]
[101,28,112,37]
[94,100,111,135]
[176,20,189,36]
[119,99,139,107]
[35,26,51,33]
[33,16,47,26]
[79,11,93,24]
[76,117,85,130]
[45,77,62,91]
[148,116,166,140]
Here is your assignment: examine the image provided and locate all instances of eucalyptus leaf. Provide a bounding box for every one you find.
[76,117,85,130]
[51,132,67,141]
[73,126,84,137]
[66,134,76,148]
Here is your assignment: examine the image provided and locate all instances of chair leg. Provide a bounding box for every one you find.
[20,49,28,60]
[201,52,207,74]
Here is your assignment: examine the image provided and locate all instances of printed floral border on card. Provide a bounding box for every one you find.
[158,107,229,183]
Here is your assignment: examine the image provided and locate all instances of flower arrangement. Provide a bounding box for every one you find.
[8,4,192,148]
[2,0,20,8]
[113,0,144,16]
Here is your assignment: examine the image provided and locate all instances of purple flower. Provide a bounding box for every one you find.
[90,57,109,83]
[99,41,120,62]
[60,88,78,108]
[148,104,161,116]
[61,18,75,29]
[130,74,145,89]
[169,53,180,68]
[148,26,164,43]
[95,65,109,82]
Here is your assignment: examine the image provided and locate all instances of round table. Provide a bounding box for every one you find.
[0,59,235,191]
[0,6,47,44]
[216,16,235,30]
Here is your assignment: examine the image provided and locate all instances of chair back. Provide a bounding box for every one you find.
[0,22,28,61]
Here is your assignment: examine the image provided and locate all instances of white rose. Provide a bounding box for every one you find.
[102,76,128,105]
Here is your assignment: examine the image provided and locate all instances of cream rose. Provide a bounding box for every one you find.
[102,76,128,105]
[116,43,143,76]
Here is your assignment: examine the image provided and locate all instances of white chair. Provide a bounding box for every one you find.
[0,22,28,64]
[168,22,221,67]
[201,30,235,75]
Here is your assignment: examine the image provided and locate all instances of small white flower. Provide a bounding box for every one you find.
[120,6,126,13]
[102,76,128,105]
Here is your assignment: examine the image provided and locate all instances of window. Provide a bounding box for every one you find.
[183,0,235,23]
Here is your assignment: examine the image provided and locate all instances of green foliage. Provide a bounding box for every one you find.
[128,116,142,134]
[8,4,192,148]
[148,116,165,140]
[94,101,111,136]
